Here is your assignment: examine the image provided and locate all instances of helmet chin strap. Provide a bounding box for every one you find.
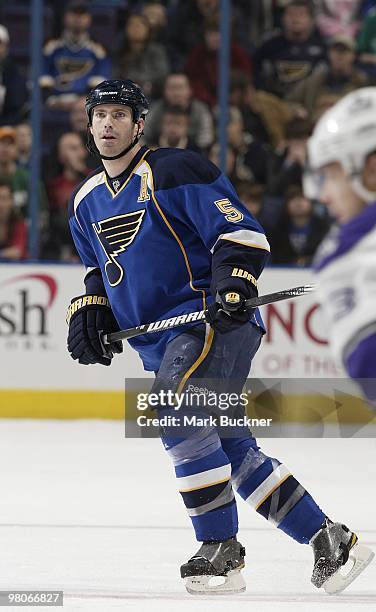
[351,175,376,203]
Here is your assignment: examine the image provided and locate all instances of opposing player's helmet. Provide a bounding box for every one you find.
[85,79,149,125]
[305,87,376,202]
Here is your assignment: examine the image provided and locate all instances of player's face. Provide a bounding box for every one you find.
[90,105,143,157]
[319,162,364,224]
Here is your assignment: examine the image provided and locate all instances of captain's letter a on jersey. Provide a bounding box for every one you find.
[92,210,145,286]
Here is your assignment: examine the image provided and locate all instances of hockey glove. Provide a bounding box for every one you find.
[66,294,123,366]
[206,268,258,333]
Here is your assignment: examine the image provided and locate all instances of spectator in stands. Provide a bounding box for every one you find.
[144,73,214,151]
[0,126,29,214]
[315,0,362,39]
[0,25,28,126]
[208,142,238,184]
[45,132,89,260]
[287,35,368,120]
[357,7,376,76]
[168,0,220,70]
[68,95,97,170]
[269,185,330,266]
[235,178,283,235]
[236,180,264,219]
[229,71,295,149]
[253,0,326,98]
[40,0,111,111]
[141,1,169,45]
[226,107,274,184]
[0,178,27,260]
[267,118,311,197]
[16,123,32,171]
[113,13,170,98]
[0,126,47,218]
[156,106,200,151]
[69,95,88,136]
[185,16,252,108]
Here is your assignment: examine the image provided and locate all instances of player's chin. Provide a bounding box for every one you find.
[98,142,120,155]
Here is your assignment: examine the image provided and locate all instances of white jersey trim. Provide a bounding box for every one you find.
[73,172,106,226]
[211,229,270,253]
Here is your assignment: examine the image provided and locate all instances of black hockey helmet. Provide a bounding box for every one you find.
[85,79,149,126]
[85,79,149,160]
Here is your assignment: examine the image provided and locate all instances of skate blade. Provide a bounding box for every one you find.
[324,543,375,595]
[184,568,246,595]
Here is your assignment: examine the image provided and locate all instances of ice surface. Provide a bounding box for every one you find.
[0,420,375,611]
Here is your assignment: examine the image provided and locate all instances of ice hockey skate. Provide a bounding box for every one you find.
[180,536,246,595]
[310,518,374,594]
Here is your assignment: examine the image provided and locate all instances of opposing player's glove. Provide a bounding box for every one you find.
[66,294,123,366]
[205,268,258,333]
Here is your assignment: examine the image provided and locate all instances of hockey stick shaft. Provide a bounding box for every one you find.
[103,284,315,344]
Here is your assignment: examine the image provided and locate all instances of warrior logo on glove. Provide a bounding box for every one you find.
[92,210,145,286]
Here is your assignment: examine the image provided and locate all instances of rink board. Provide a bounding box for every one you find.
[0,389,374,426]
[0,263,374,422]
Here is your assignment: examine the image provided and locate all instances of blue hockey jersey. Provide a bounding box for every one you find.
[68,146,270,371]
[41,35,111,96]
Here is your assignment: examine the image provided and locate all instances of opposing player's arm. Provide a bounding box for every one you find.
[317,247,376,403]
[344,330,376,403]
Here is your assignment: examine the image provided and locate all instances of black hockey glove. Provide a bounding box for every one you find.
[205,268,258,334]
[66,294,123,366]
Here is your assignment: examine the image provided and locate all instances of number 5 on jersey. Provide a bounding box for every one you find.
[214,198,244,223]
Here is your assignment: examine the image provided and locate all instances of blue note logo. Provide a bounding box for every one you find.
[92,210,145,286]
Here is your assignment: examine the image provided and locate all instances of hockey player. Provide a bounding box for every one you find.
[66,79,373,595]
[306,87,376,404]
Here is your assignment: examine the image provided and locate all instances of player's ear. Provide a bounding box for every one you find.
[136,118,145,137]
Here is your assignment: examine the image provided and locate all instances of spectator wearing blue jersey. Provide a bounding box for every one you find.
[40,0,111,112]
[253,0,326,98]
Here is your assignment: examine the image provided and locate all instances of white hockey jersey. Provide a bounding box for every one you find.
[314,202,376,399]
